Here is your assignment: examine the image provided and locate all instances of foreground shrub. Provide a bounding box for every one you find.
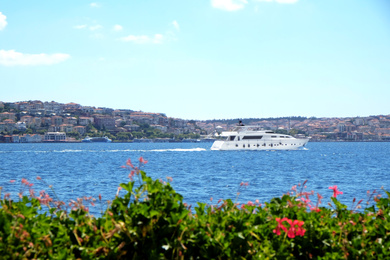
[0,158,389,259]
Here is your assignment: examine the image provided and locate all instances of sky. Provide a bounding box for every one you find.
[0,0,389,120]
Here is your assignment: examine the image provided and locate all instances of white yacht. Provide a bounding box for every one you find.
[211,124,309,151]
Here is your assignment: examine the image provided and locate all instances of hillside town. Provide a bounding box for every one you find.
[0,100,389,143]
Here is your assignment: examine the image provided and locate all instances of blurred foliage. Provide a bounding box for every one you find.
[0,159,389,259]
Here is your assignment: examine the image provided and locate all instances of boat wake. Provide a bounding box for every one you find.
[96,148,208,152]
[114,148,207,152]
[1,148,208,154]
[149,148,207,152]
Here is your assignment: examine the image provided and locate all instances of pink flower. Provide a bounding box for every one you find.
[116,186,123,196]
[317,193,323,203]
[126,158,134,168]
[36,176,41,180]
[329,185,343,198]
[10,180,15,183]
[139,157,148,164]
[128,170,135,180]
[247,201,255,206]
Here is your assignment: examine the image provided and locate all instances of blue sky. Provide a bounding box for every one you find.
[0,0,389,120]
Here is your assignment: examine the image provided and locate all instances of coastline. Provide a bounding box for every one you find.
[1,139,390,144]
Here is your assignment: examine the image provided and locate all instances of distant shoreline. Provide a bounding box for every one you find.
[1,140,389,144]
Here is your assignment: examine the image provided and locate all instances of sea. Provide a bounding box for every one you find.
[0,142,389,215]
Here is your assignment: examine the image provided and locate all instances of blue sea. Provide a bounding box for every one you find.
[0,142,389,215]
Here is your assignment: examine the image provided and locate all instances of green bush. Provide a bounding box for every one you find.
[0,158,389,259]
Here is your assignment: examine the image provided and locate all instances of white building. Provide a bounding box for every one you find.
[44,132,66,142]
[20,134,42,143]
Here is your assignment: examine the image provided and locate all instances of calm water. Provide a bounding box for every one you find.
[0,142,389,214]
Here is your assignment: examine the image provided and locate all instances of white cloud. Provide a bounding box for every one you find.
[113,24,123,31]
[172,20,180,31]
[91,33,104,39]
[74,24,103,31]
[254,0,298,3]
[153,34,164,43]
[276,0,298,3]
[0,50,70,66]
[89,24,102,31]
[74,24,87,29]
[0,12,7,30]
[90,3,101,8]
[119,34,164,44]
[211,0,248,11]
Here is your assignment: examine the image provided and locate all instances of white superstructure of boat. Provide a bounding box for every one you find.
[211,125,309,151]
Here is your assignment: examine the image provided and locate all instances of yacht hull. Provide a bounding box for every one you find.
[211,139,309,151]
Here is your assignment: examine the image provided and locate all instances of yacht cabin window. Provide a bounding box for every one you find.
[242,136,263,140]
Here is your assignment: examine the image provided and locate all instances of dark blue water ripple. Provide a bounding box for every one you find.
[1,142,389,215]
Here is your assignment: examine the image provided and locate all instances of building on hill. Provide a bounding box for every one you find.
[0,119,16,132]
[0,112,16,121]
[74,126,86,135]
[60,124,74,133]
[94,115,116,130]
[79,117,94,126]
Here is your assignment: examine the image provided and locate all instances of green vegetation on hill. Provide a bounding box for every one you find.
[83,123,200,142]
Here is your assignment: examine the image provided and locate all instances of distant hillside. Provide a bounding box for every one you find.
[201,116,309,125]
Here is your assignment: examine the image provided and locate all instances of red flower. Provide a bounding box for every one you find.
[273,218,305,238]
[273,217,288,235]
[285,219,306,238]
[328,185,343,198]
